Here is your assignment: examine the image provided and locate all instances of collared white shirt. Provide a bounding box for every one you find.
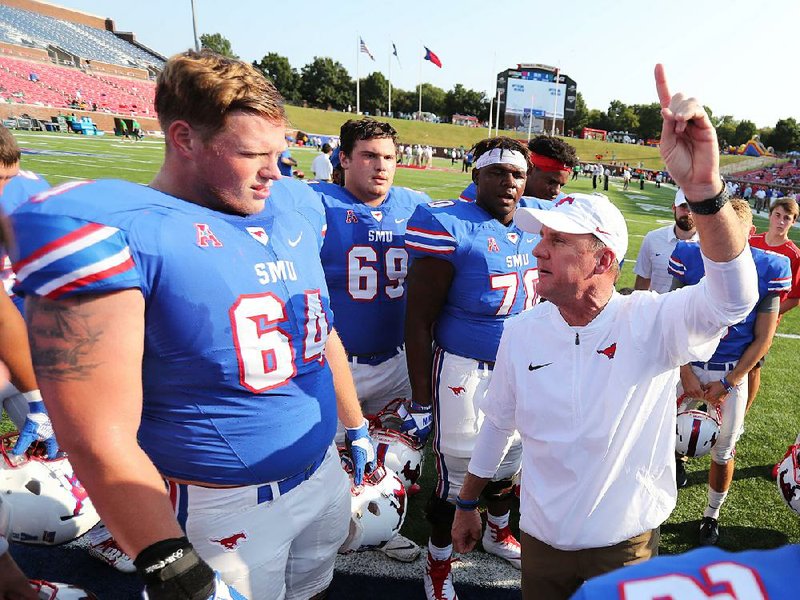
[634,224,699,293]
[311,153,333,181]
[469,250,757,551]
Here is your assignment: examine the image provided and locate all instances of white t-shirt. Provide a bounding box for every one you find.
[469,249,757,550]
[633,224,699,294]
[311,153,333,181]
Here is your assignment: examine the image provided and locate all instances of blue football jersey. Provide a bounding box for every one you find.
[669,241,791,362]
[571,544,800,599]
[12,177,337,486]
[310,182,430,356]
[459,181,559,209]
[0,170,50,312]
[406,200,539,362]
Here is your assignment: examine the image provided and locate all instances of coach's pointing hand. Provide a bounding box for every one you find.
[655,64,721,201]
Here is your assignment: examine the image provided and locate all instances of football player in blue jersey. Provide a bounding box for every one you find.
[459,134,578,207]
[570,544,800,599]
[11,51,372,600]
[310,118,430,562]
[669,199,791,547]
[405,137,538,599]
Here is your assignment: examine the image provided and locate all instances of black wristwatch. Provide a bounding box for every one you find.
[685,181,730,215]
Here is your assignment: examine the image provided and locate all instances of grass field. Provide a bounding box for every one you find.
[5,130,800,594]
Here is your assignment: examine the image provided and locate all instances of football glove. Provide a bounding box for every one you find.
[137,537,248,600]
[397,400,433,445]
[10,390,59,459]
[345,419,375,486]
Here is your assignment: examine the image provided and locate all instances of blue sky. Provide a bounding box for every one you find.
[51,0,798,128]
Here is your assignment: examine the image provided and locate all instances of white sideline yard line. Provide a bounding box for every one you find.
[27,157,153,173]
[775,333,800,339]
[335,548,520,588]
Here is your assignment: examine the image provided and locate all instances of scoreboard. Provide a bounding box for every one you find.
[495,64,577,134]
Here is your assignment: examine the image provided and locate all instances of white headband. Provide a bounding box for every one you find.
[474,148,528,171]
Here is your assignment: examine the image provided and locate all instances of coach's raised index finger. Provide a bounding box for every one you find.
[654,63,672,109]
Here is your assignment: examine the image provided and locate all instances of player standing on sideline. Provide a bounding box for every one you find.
[11,50,373,600]
[451,64,759,600]
[310,118,430,562]
[406,137,538,599]
[634,189,698,294]
[459,135,578,206]
[669,199,790,546]
[746,197,800,416]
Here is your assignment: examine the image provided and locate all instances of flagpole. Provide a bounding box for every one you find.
[487,95,493,137]
[494,88,501,137]
[417,45,423,120]
[527,95,534,142]
[388,43,392,117]
[356,35,361,115]
[551,67,560,136]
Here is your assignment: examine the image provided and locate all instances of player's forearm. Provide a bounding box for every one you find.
[326,328,364,428]
[60,441,184,558]
[457,472,491,502]
[779,297,799,315]
[404,322,435,407]
[728,316,779,385]
[634,275,651,291]
[0,293,37,392]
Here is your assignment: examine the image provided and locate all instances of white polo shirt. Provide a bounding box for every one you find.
[311,153,333,181]
[634,224,699,293]
[468,249,757,551]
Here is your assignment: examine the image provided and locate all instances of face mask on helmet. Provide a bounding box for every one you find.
[0,432,99,545]
[368,399,425,490]
[777,444,800,517]
[338,450,407,553]
[676,399,720,458]
[30,580,99,600]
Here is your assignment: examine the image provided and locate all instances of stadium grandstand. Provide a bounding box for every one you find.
[0,0,162,131]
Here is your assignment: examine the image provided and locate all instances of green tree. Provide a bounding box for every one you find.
[418,83,446,117]
[359,71,390,116]
[606,100,639,133]
[632,102,662,141]
[390,88,417,116]
[299,57,353,110]
[770,118,800,153]
[444,84,489,121]
[199,33,237,58]
[758,126,776,151]
[732,120,757,147]
[713,115,737,149]
[586,109,608,131]
[564,91,589,135]
[252,53,300,104]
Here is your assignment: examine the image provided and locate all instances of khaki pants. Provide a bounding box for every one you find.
[521,528,660,600]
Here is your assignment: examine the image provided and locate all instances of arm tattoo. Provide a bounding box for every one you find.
[26,297,103,381]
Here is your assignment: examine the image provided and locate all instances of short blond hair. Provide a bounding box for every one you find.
[730,198,753,229]
[155,50,286,140]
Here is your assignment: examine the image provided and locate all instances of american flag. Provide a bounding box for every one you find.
[360,37,375,61]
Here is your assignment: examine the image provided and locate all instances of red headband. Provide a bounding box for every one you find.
[530,152,571,173]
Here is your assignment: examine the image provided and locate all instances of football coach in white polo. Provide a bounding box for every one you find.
[451,65,759,600]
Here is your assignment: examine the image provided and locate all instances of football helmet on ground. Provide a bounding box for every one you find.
[0,432,99,545]
[29,581,98,600]
[368,399,425,490]
[338,451,407,552]
[777,443,800,516]
[676,399,720,458]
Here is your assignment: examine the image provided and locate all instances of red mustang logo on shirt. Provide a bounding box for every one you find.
[554,196,576,207]
[448,386,466,396]
[597,343,617,360]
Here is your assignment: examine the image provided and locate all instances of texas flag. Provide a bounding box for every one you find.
[424,46,442,68]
